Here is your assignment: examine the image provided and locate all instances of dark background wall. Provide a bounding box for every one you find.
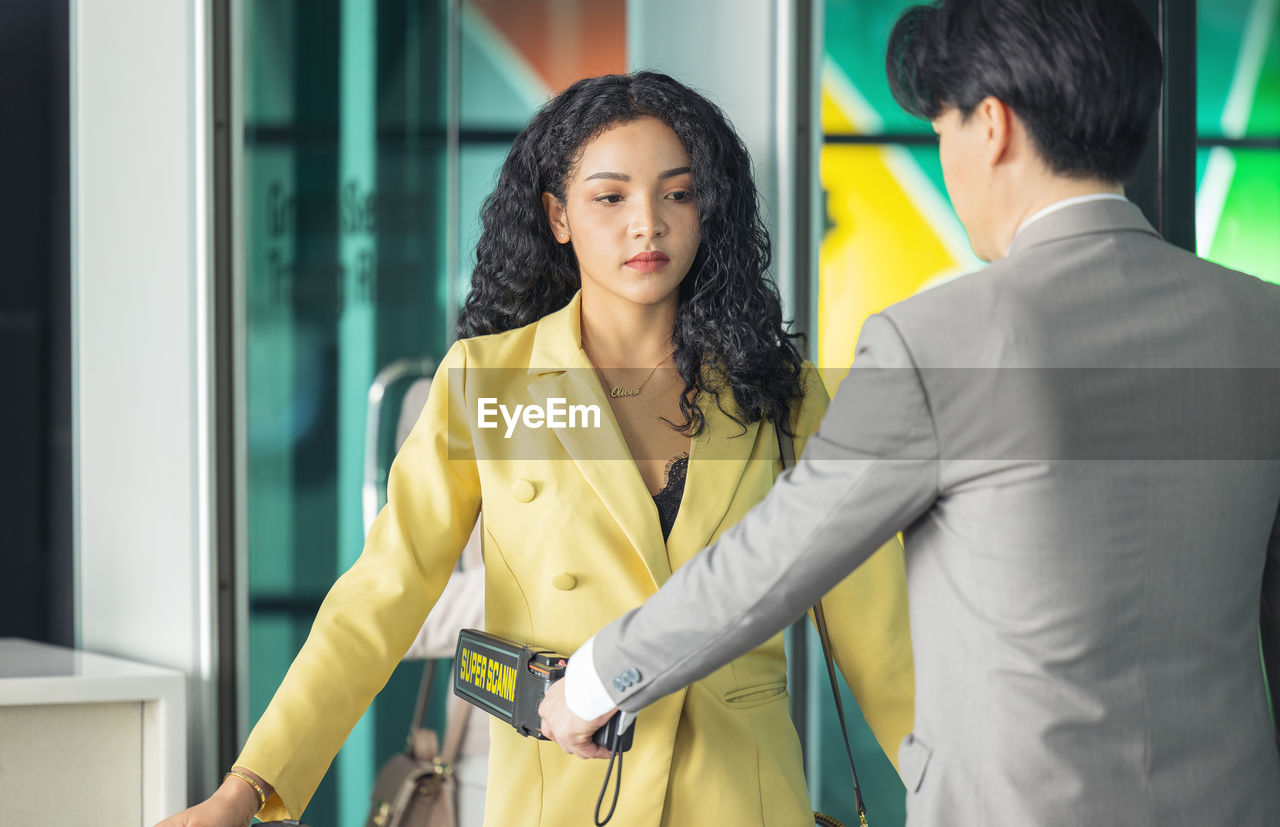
[0,1,72,645]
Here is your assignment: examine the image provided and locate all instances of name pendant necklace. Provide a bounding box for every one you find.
[590,351,672,399]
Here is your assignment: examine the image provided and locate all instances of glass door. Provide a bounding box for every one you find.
[239,3,625,823]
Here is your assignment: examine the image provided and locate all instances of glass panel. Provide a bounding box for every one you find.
[816,142,980,377]
[823,0,938,137]
[454,0,628,304]
[241,3,625,825]
[461,0,627,127]
[1197,0,1280,138]
[1198,0,1280,284]
[1196,147,1280,284]
[243,2,451,823]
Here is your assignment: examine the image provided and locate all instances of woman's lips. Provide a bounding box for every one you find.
[625,251,670,272]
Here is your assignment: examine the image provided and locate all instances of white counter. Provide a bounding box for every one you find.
[0,637,186,824]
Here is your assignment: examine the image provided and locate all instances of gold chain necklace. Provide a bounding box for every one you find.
[588,350,673,399]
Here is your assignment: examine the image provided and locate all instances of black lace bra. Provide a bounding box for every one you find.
[652,453,689,541]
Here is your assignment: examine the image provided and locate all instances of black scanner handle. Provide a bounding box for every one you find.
[518,646,633,751]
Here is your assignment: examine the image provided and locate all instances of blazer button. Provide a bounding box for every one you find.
[511,479,536,503]
[551,573,578,591]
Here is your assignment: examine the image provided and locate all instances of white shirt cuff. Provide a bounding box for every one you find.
[565,636,618,719]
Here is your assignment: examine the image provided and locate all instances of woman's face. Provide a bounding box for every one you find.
[544,116,701,311]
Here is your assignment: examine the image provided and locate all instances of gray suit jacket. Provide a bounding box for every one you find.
[594,201,1280,825]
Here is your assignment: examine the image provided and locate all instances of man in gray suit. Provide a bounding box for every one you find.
[541,0,1280,822]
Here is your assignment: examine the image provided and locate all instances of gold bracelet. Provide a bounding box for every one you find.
[225,769,267,811]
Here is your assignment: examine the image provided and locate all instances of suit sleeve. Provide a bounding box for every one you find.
[1262,499,1280,748]
[235,341,482,820]
[593,314,938,711]
[794,363,916,772]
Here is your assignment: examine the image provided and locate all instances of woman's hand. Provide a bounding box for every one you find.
[155,771,266,827]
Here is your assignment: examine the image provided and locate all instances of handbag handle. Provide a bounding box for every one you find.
[406,658,471,764]
[778,428,870,827]
[408,659,437,738]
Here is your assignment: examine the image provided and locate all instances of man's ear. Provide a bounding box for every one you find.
[976,96,1014,168]
[542,192,570,244]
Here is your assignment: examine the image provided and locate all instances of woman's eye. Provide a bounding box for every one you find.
[667,190,693,202]
[594,194,623,204]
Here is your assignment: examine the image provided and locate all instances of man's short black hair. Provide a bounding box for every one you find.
[886,0,1163,183]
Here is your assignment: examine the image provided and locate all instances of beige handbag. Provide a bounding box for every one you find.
[366,661,471,827]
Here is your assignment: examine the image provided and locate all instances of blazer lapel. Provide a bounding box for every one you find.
[663,385,762,571]
[525,294,672,587]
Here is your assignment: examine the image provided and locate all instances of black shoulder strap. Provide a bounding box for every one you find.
[777,428,870,827]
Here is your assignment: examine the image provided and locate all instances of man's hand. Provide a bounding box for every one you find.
[538,677,616,759]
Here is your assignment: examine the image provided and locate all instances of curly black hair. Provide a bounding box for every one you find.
[458,71,805,437]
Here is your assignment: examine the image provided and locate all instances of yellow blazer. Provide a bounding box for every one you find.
[238,293,914,825]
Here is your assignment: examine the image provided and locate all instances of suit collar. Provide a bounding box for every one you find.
[524,293,761,587]
[1008,198,1160,257]
[1013,193,1129,239]
[528,292,585,375]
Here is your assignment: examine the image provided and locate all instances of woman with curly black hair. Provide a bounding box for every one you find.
[461,71,805,444]
[162,72,914,827]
